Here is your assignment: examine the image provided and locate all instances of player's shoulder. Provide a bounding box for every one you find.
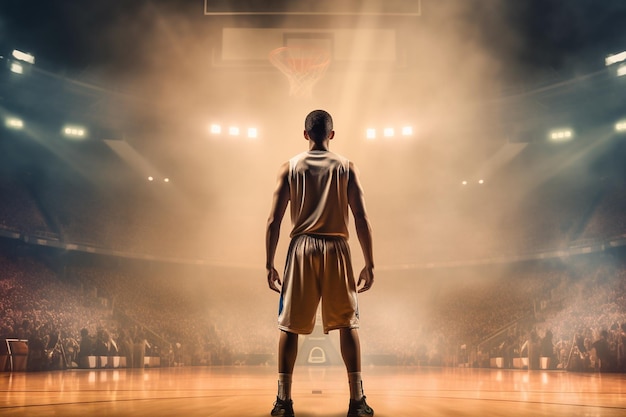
[288,151,309,165]
[347,160,359,174]
[326,151,350,167]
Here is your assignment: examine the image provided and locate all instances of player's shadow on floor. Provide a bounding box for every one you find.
[273,413,351,417]
[255,412,351,417]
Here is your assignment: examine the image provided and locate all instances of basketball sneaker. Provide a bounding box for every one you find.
[271,397,295,417]
[347,396,374,417]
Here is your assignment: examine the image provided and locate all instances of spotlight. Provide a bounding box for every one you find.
[383,128,394,138]
[5,117,24,130]
[10,62,23,74]
[366,128,376,140]
[401,126,413,136]
[210,124,221,134]
[461,180,468,186]
[606,51,626,66]
[163,178,170,183]
[12,49,35,64]
[548,128,574,142]
[148,176,154,181]
[62,124,87,139]
[478,179,485,185]
[228,126,240,136]
[618,64,626,77]
[616,120,626,132]
[247,127,258,139]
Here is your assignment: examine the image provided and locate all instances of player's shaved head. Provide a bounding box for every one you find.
[305,110,333,143]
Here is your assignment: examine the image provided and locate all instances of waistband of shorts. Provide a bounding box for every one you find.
[291,233,348,242]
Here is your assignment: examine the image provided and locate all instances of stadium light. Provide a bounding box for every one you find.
[478,179,485,185]
[401,126,413,136]
[247,127,258,139]
[10,62,23,74]
[163,178,170,183]
[461,180,468,186]
[12,49,35,64]
[549,128,574,142]
[210,124,221,134]
[366,128,376,140]
[616,120,626,132]
[383,127,394,137]
[63,124,87,139]
[148,176,154,181]
[5,117,24,130]
[606,51,626,66]
[617,64,626,77]
[228,126,240,136]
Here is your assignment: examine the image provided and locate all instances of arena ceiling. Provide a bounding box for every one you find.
[2,1,625,79]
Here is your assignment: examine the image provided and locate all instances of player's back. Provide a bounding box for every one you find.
[288,150,350,238]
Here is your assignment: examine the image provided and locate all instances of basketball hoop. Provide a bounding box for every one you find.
[269,46,331,99]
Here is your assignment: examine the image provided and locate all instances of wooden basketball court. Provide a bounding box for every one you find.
[1,366,625,416]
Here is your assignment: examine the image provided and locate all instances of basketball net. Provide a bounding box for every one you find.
[269,46,331,99]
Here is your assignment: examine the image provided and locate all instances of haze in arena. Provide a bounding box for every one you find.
[101,0,518,268]
[1,1,626,416]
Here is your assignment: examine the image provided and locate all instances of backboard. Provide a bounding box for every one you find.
[219,27,398,66]
[206,0,420,71]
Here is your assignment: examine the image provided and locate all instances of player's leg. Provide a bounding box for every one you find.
[273,236,321,416]
[320,238,373,416]
[272,330,298,416]
[340,328,373,416]
[278,330,299,374]
[340,327,361,373]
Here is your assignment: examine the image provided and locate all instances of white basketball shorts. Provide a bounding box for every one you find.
[278,234,359,334]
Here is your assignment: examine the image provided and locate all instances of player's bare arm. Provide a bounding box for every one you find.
[266,162,290,293]
[347,162,374,293]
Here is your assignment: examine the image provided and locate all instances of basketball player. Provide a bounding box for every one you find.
[266,110,375,417]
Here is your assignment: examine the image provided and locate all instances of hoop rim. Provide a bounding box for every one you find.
[268,45,331,99]
[268,46,331,68]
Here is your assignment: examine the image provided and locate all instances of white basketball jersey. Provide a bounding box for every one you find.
[288,150,350,239]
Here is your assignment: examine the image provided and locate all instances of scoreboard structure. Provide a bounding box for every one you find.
[204,0,422,17]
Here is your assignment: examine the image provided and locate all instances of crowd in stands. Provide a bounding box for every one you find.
[3,245,626,372]
[539,256,626,372]
[0,252,278,370]
[0,254,115,371]
[360,264,561,367]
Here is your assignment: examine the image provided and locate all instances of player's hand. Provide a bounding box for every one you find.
[267,267,282,293]
[357,266,374,293]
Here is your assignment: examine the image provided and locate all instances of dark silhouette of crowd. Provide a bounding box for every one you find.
[3,245,626,373]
